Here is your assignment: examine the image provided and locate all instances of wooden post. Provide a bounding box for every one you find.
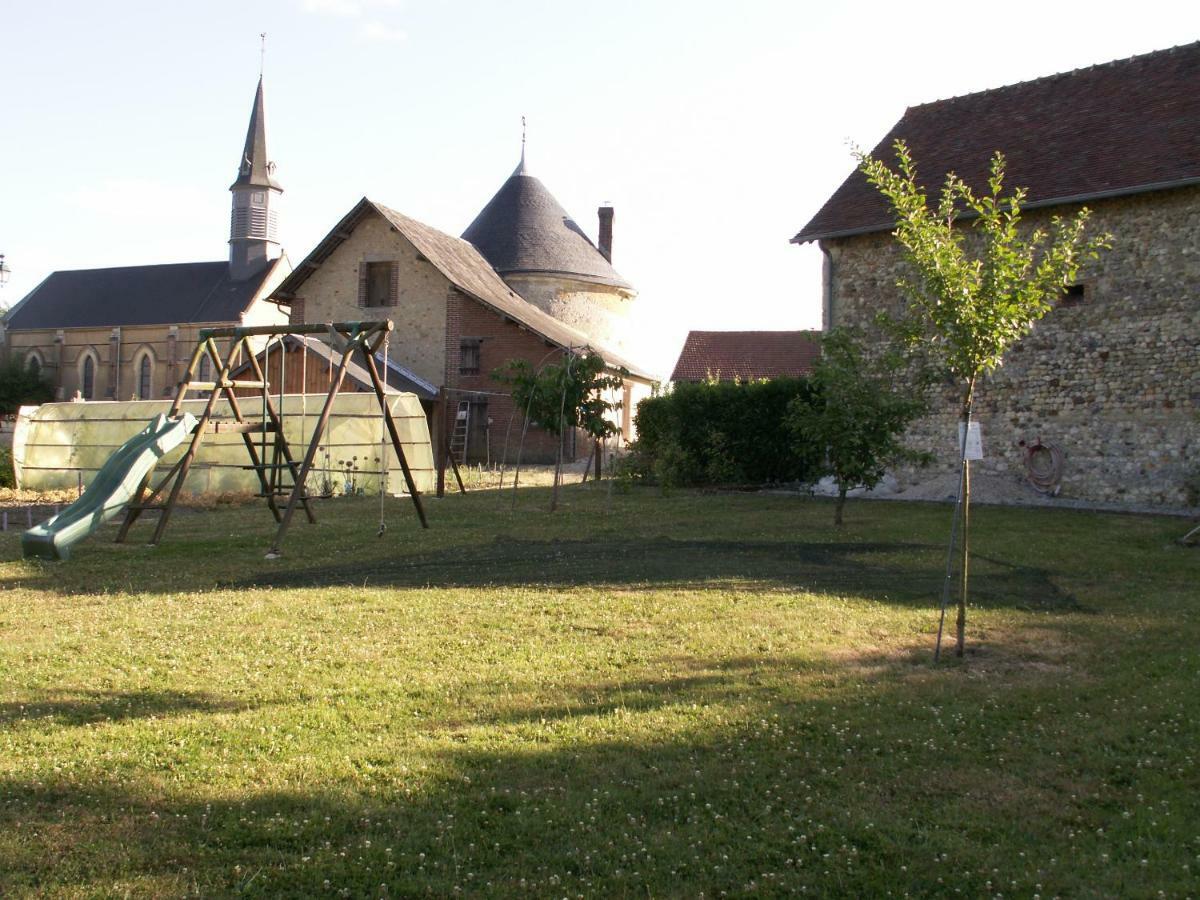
[117,337,209,542]
[241,337,316,525]
[268,339,358,555]
[148,339,240,546]
[436,397,447,498]
[358,343,429,529]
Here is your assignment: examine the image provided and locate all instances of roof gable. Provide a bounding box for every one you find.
[4,260,281,331]
[794,42,1200,243]
[670,331,821,382]
[272,198,656,383]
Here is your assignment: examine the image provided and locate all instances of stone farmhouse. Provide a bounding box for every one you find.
[270,155,656,465]
[670,331,820,383]
[793,43,1200,508]
[0,77,290,401]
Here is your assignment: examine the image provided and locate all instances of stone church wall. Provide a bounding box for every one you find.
[823,185,1200,508]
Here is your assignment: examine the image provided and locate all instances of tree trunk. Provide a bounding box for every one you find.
[550,428,563,512]
[835,485,847,527]
[956,376,977,658]
[956,458,970,657]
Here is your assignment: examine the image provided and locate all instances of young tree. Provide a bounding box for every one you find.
[787,328,925,526]
[496,351,624,510]
[857,140,1111,658]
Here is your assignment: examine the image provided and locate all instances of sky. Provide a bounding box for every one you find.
[1,1,1195,373]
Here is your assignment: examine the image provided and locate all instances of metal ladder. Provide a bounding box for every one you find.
[449,400,470,463]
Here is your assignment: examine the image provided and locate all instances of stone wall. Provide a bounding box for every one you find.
[822,185,1200,508]
[291,212,449,387]
[502,273,636,356]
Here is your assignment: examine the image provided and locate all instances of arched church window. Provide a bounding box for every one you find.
[138,354,153,400]
[26,352,42,378]
[81,354,95,400]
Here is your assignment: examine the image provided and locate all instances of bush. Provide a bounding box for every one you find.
[0,446,14,489]
[0,357,54,416]
[630,378,822,487]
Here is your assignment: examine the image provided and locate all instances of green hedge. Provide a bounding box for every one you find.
[0,446,14,489]
[629,379,821,486]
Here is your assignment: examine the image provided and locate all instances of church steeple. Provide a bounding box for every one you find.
[229,75,282,280]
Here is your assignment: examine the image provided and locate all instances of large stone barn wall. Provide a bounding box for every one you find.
[822,185,1199,508]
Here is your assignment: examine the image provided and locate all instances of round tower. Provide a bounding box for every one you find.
[461,153,636,354]
[229,77,282,281]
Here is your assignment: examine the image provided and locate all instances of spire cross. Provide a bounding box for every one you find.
[260,33,267,77]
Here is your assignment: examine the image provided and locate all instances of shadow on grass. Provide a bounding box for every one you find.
[1,649,1177,898]
[0,689,252,728]
[225,536,1078,611]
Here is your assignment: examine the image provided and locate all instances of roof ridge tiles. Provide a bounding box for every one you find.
[907,40,1200,111]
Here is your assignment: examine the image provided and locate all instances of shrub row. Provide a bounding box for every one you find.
[628,379,822,486]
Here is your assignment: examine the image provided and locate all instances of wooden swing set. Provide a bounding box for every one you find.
[115,320,429,556]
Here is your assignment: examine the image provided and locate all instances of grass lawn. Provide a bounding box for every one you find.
[0,485,1196,897]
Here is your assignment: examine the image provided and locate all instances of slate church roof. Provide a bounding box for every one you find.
[794,42,1200,243]
[670,330,821,382]
[462,159,631,289]
[3,260,282,330]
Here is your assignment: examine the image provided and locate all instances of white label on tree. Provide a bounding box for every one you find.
[958,422,984,460]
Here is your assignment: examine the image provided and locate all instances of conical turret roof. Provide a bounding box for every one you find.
[462,161,630,289]
[231,76,282,191]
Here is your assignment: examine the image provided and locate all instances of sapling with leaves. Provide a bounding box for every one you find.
[496,351,624,510]
[857,139,1111,658]
[787,328,925,527]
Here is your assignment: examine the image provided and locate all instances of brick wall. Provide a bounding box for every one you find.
[444,287,582,464]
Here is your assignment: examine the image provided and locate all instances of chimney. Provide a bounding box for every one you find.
[597,205,614,262]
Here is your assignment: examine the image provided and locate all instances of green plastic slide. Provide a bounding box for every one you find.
[21,413,198,561]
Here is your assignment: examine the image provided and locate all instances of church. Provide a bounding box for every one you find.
[2,72,657,467]
[0,78,291,402]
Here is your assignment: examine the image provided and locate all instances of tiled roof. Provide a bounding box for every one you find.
[461,165,631,289]
[670,331,821,382]
[271,198,656,383]
[793,42,1200,243]
[3,260,280,330]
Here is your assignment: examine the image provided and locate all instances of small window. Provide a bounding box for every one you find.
[459,339,481,376]
[138,355,153,400]
[82,355,95,400]
[365,261,395,308]
[26,353,42,378]
[251,191,266,205]
[1060,283,1086,307]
